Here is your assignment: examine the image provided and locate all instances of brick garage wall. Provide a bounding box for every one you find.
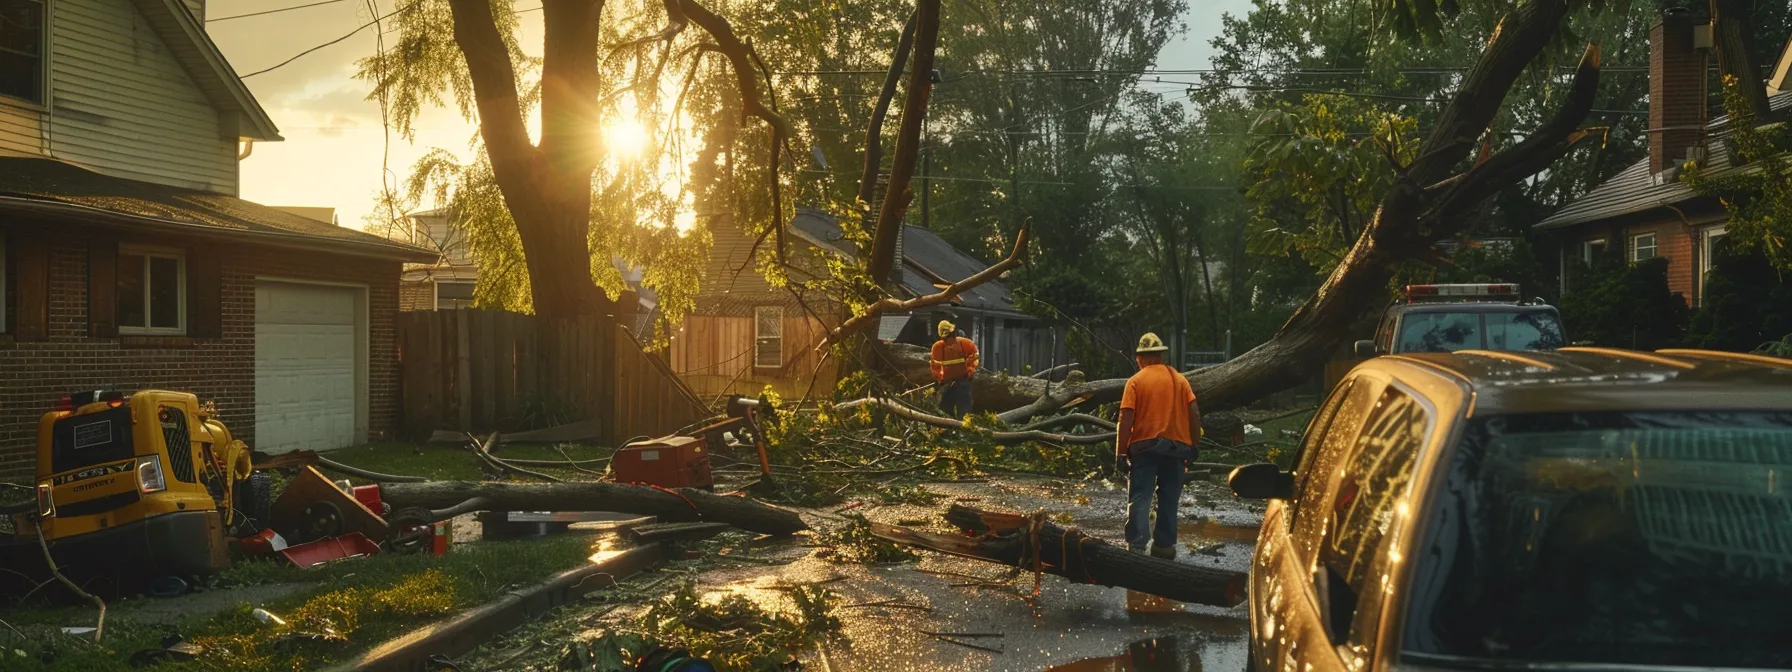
[0,233,402,482]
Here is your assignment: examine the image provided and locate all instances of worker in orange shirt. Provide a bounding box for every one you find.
[930,320,979,420]
[1115,332,1201,559]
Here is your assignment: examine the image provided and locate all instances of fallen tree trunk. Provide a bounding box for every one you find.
[379,481,808,536]
[868,505,1245,607]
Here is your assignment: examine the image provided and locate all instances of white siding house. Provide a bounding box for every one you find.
[0,0,279,194]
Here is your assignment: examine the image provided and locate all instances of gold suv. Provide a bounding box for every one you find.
[1230,348,1792,672]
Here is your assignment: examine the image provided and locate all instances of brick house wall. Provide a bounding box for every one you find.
[1561,213,1724,305]
[0,232,401,482]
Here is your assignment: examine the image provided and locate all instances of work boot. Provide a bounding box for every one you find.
[1150,544,1177,560]
[1129,543,1147,554]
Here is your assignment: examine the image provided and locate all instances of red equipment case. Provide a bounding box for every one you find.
[611,436,713,490]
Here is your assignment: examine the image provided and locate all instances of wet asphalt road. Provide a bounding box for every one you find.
[583,474,1266,672]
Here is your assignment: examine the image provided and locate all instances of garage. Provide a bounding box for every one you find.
[255,281,367,453]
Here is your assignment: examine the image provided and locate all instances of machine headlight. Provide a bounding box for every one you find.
[137,456,167,494]
[36,482,53,517]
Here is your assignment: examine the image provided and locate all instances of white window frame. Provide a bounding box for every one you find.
[753,306,783,369]
[1577,238,1608,266]
[0,0,48,106]
[118,246,187,336]
[1628,232,1658,263]
[1699,225,1728,304]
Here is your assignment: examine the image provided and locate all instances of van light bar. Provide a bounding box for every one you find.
[1406,283,1519,303]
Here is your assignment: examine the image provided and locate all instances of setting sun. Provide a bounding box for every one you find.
[603,119,648,159]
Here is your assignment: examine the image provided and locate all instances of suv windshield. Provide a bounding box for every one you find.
[1402,411,1792,669]
[1395,309,1563,353]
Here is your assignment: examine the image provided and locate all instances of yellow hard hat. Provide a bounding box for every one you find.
[1136,332,1170,353]
[938,320,956,337]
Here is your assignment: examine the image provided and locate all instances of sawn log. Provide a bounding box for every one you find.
[379,481,808,536]
[869,504,1245,607]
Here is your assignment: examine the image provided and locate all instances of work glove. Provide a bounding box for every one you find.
[1113,454,1129,477]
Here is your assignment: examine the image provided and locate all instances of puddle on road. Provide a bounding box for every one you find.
[1043,637,1192,672]
[1179,517,1259,543]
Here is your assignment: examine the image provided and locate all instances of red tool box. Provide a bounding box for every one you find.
[611,435,713,490]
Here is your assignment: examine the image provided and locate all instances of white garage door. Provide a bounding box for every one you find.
[256,282,361,453]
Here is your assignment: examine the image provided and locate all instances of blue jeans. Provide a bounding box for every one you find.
[1126,444,1187,550]
[938,379,973,419]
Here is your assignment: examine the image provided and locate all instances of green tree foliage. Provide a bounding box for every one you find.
[1685,244,1792,351]
[1558,257,1689,349]
[1683,75,1792,270]
[1243,94,1418,274]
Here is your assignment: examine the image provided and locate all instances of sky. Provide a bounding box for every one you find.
[209,0,1253,232]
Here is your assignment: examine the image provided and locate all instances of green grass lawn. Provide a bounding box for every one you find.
[4,533,607,672]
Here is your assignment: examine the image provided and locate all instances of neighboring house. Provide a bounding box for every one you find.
[664,207,1063,401]
[0,0,435,480]
[664,208,842,401]
[788,211,1065,376]
[398,209,478,311]
[395,209,659,329]
[1537,17,1792,307]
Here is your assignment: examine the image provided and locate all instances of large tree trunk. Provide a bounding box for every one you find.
[987,3,1600,421]
[868,505,1246,606]
[1710,0,1772,120]
[380,481,809,536]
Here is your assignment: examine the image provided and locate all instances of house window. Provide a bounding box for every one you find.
[1576,238,1608,266]
[435,281,474,309]
[0,0,44,103]
[754,306,783,369]
[1629,233,1658,263]
[1699,225,1728,304]
[118,248,185,334]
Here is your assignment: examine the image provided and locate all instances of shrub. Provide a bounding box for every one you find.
[1558,257,1688,349]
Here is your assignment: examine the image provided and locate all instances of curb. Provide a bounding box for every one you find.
[327,543,666,672]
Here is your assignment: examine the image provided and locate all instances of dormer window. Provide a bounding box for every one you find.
[0,0,44,104]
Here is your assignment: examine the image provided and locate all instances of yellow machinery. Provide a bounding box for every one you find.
[20,389,265,584]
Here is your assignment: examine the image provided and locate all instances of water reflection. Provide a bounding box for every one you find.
[1043,637,1192,671]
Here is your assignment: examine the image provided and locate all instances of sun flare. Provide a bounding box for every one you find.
[603,119,648,159]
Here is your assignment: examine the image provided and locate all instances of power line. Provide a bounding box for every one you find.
[239,3,416,78]
[207,0,348,22]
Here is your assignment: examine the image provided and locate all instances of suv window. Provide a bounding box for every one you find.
[1404,411,1792,669]
[1319,386,1429,650]
[1291,378,1382,561]
[1395,310,1564,353]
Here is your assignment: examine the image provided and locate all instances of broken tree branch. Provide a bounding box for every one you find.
[835,396,1111,445]
[34,520,104,642]
[869,506,1245,607]
[380,480,808,535]
[864,0,942,287]
[468,432,565,483]
[681,0,796,139]
[820,225,1031,350]
[857,12,919,210]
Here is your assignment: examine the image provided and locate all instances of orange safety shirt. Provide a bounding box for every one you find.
[930,337,980,382]
[1119,363,1197,455]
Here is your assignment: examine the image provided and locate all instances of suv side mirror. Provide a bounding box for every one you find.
[1229,463,1294,500]
[1352,340,1380,358]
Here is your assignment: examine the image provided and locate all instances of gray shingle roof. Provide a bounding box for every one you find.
[786,207,1029,316]
[0,158,434,261]
[1535,91,1792,230]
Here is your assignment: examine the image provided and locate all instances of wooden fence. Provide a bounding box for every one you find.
[397,310,709,444]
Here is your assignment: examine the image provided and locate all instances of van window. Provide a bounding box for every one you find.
[1395,310,1564,353]
[1291,378,1381,561]
[1319,385,1430,650]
